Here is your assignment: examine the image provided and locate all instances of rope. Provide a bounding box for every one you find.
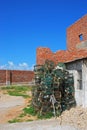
[50,94,57,117]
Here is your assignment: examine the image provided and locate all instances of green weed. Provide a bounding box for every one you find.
[26,119,33,122]
[23,106,36,116]
[8,118,21,123]
[7,91,30,98]
[18,113,26,118]
[1,85,32,98]
[37,112,53,119]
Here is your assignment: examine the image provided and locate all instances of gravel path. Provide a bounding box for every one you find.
[0,119,80,130]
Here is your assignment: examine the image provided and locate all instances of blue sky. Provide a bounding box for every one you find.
[0,0,87,70]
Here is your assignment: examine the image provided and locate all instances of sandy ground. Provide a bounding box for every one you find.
[0,91,27,124]
[0,89,87,130]
[0,119,79,130]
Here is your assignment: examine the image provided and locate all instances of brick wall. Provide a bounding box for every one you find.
[11,70,34,84]
[0,70,6,85]
[37,47,70,65]
[37,14,87,65]
[0,70,34,85]
[67,14,87,51]
[36,48,54,65]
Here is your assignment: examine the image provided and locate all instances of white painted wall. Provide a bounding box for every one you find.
[82,60,87,107]
[66,59,87,108]
[69,70,83,106]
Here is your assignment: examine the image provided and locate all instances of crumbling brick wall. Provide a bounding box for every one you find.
[36,47,67,65]
[36,48,54,65]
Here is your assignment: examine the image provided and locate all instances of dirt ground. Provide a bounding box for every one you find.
[0,88,87,130]
[0,90,32,123]
[0,120,78,130]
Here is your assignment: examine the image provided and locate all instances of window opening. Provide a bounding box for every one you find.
[79,34,83,41]
[77,70,82,90]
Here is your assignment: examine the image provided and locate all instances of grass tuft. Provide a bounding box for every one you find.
[8,118,21,123]
[37,112,53,119]
[23,106,36,116]
[1,85,32,98]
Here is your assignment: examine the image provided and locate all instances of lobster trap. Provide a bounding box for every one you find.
[32,60,76,117]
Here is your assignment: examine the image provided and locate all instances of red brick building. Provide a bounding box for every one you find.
[37,14,87,107]
[37,14,87,65]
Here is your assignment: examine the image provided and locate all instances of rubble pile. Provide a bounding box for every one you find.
[32,60,76,117]
[58,106,87,129]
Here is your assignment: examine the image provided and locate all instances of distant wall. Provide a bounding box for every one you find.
[0,70,6,85]
[0,70,34,85]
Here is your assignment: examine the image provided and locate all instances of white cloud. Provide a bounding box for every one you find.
[8,61,15,70]
[0,61,34,70]
[29,64,34,71]
[18,62,29,70]
[0,64,7,70]
[8,61,14,66]
[19,62,28,67]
